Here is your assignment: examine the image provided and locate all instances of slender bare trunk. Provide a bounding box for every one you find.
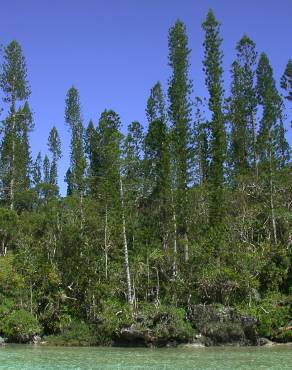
[155,267,160,304]
[119,175,133,305]
[171,191,177,277]
[184,232,189,262]
[252,112,258,180]
[269,144,277,244]
[30,283,33,314]
[104,204,108,280]
[146,254,150,301]
[80,191,84,229]
[10,96,16,210]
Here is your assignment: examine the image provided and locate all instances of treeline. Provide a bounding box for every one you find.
[0,10,291,343]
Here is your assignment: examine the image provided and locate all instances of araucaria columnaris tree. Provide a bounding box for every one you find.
[256,53,290,244]
[65,87,86,221]
[229,35,258,179]
[193,97,209,184]
[144,82,171,251]
[202,10,226,236]
[65,87,86,195]
[48,126,62,192]
[0,41,31,209]
[281,59,292,127]
[168,20,192,264]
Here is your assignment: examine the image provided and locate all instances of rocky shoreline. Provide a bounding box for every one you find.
[1,304,291,348]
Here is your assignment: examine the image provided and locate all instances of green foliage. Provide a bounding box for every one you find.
[0,10,291,346]
[45,320,97,346]
[168,20,192,258]
[95,300,133,345]
[0,41,31,209]
[1,309,40,343]
[145,304,193,341]
[238,293,291,339]
[229,35,257,178]
[281,60,292,102]
[0,253,24,299]
[65,86,86,195]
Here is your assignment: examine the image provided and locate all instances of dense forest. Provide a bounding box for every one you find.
[0,10,291,346]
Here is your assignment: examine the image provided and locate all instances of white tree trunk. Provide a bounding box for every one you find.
[171,192,177,277]
[119,175,133,305]
[184,232,189,262]
[10,106,16,210]
[269,144,277,244]
[104,204,109,280]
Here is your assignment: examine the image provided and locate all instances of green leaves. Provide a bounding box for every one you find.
[65,87,86,196]
[0,40,30,103]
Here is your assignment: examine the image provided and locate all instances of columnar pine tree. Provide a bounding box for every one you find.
[229,36,257,179]
[43,155,50,184]
[144,82,171,251]
[0,41,31,209]
[65,87,86,196]
[202,10,226,237]
[281,60,292,126]
[65,87,86,223]
[168,20,192,264]
[47,126,62,192]
[14,102,33,198]
[123,120,144,302]
[256,53,290,244]
[85,119,97,184]
[95,110,133,303]
[32,152,42,197]
[193,97,209,184]
[65,168,73,196]
[1,101,33,210]
[123,121,144,211]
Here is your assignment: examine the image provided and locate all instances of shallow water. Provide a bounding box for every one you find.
[0,344,292,370]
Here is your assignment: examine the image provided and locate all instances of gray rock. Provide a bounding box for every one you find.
[0,336,5,345]
[187,304,258,346]
[32,335,42,344]
[258,337,274,346]
[178,342,205,348]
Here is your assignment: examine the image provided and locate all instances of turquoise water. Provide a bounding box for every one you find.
[0,345,292,370]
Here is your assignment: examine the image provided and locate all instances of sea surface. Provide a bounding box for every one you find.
[0,344,291,370]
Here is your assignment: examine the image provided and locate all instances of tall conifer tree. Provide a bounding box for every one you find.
[145,82,171,250]
[229,36,257,179]
[281,60,292,127]
[193,97,209,184]
[0,41,31,209]
[65,87,86,197]
[202,10,226,231]
[47,126,62,191]
[256,53,290,243]
[168,20,192,263]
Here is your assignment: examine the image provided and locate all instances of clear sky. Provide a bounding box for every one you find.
[1,0,291,194]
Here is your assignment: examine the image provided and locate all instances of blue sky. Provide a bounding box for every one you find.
[1,0,291,193]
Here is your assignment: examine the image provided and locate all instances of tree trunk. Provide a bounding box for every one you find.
[184,231,189,262]
[104,204,109,280]
[30,282,33,314]
[269,143,277,244]
[155,267,160,304]
[80,191,84,229]
[10,96,16,210]
[119,175,133,306]
[171,191,177,277]
[252,112,258,180]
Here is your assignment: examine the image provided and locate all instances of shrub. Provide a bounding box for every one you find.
[95,300,133,345]
[237,293,291,339]
[45,320,96,346]
[2,309,40,343]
